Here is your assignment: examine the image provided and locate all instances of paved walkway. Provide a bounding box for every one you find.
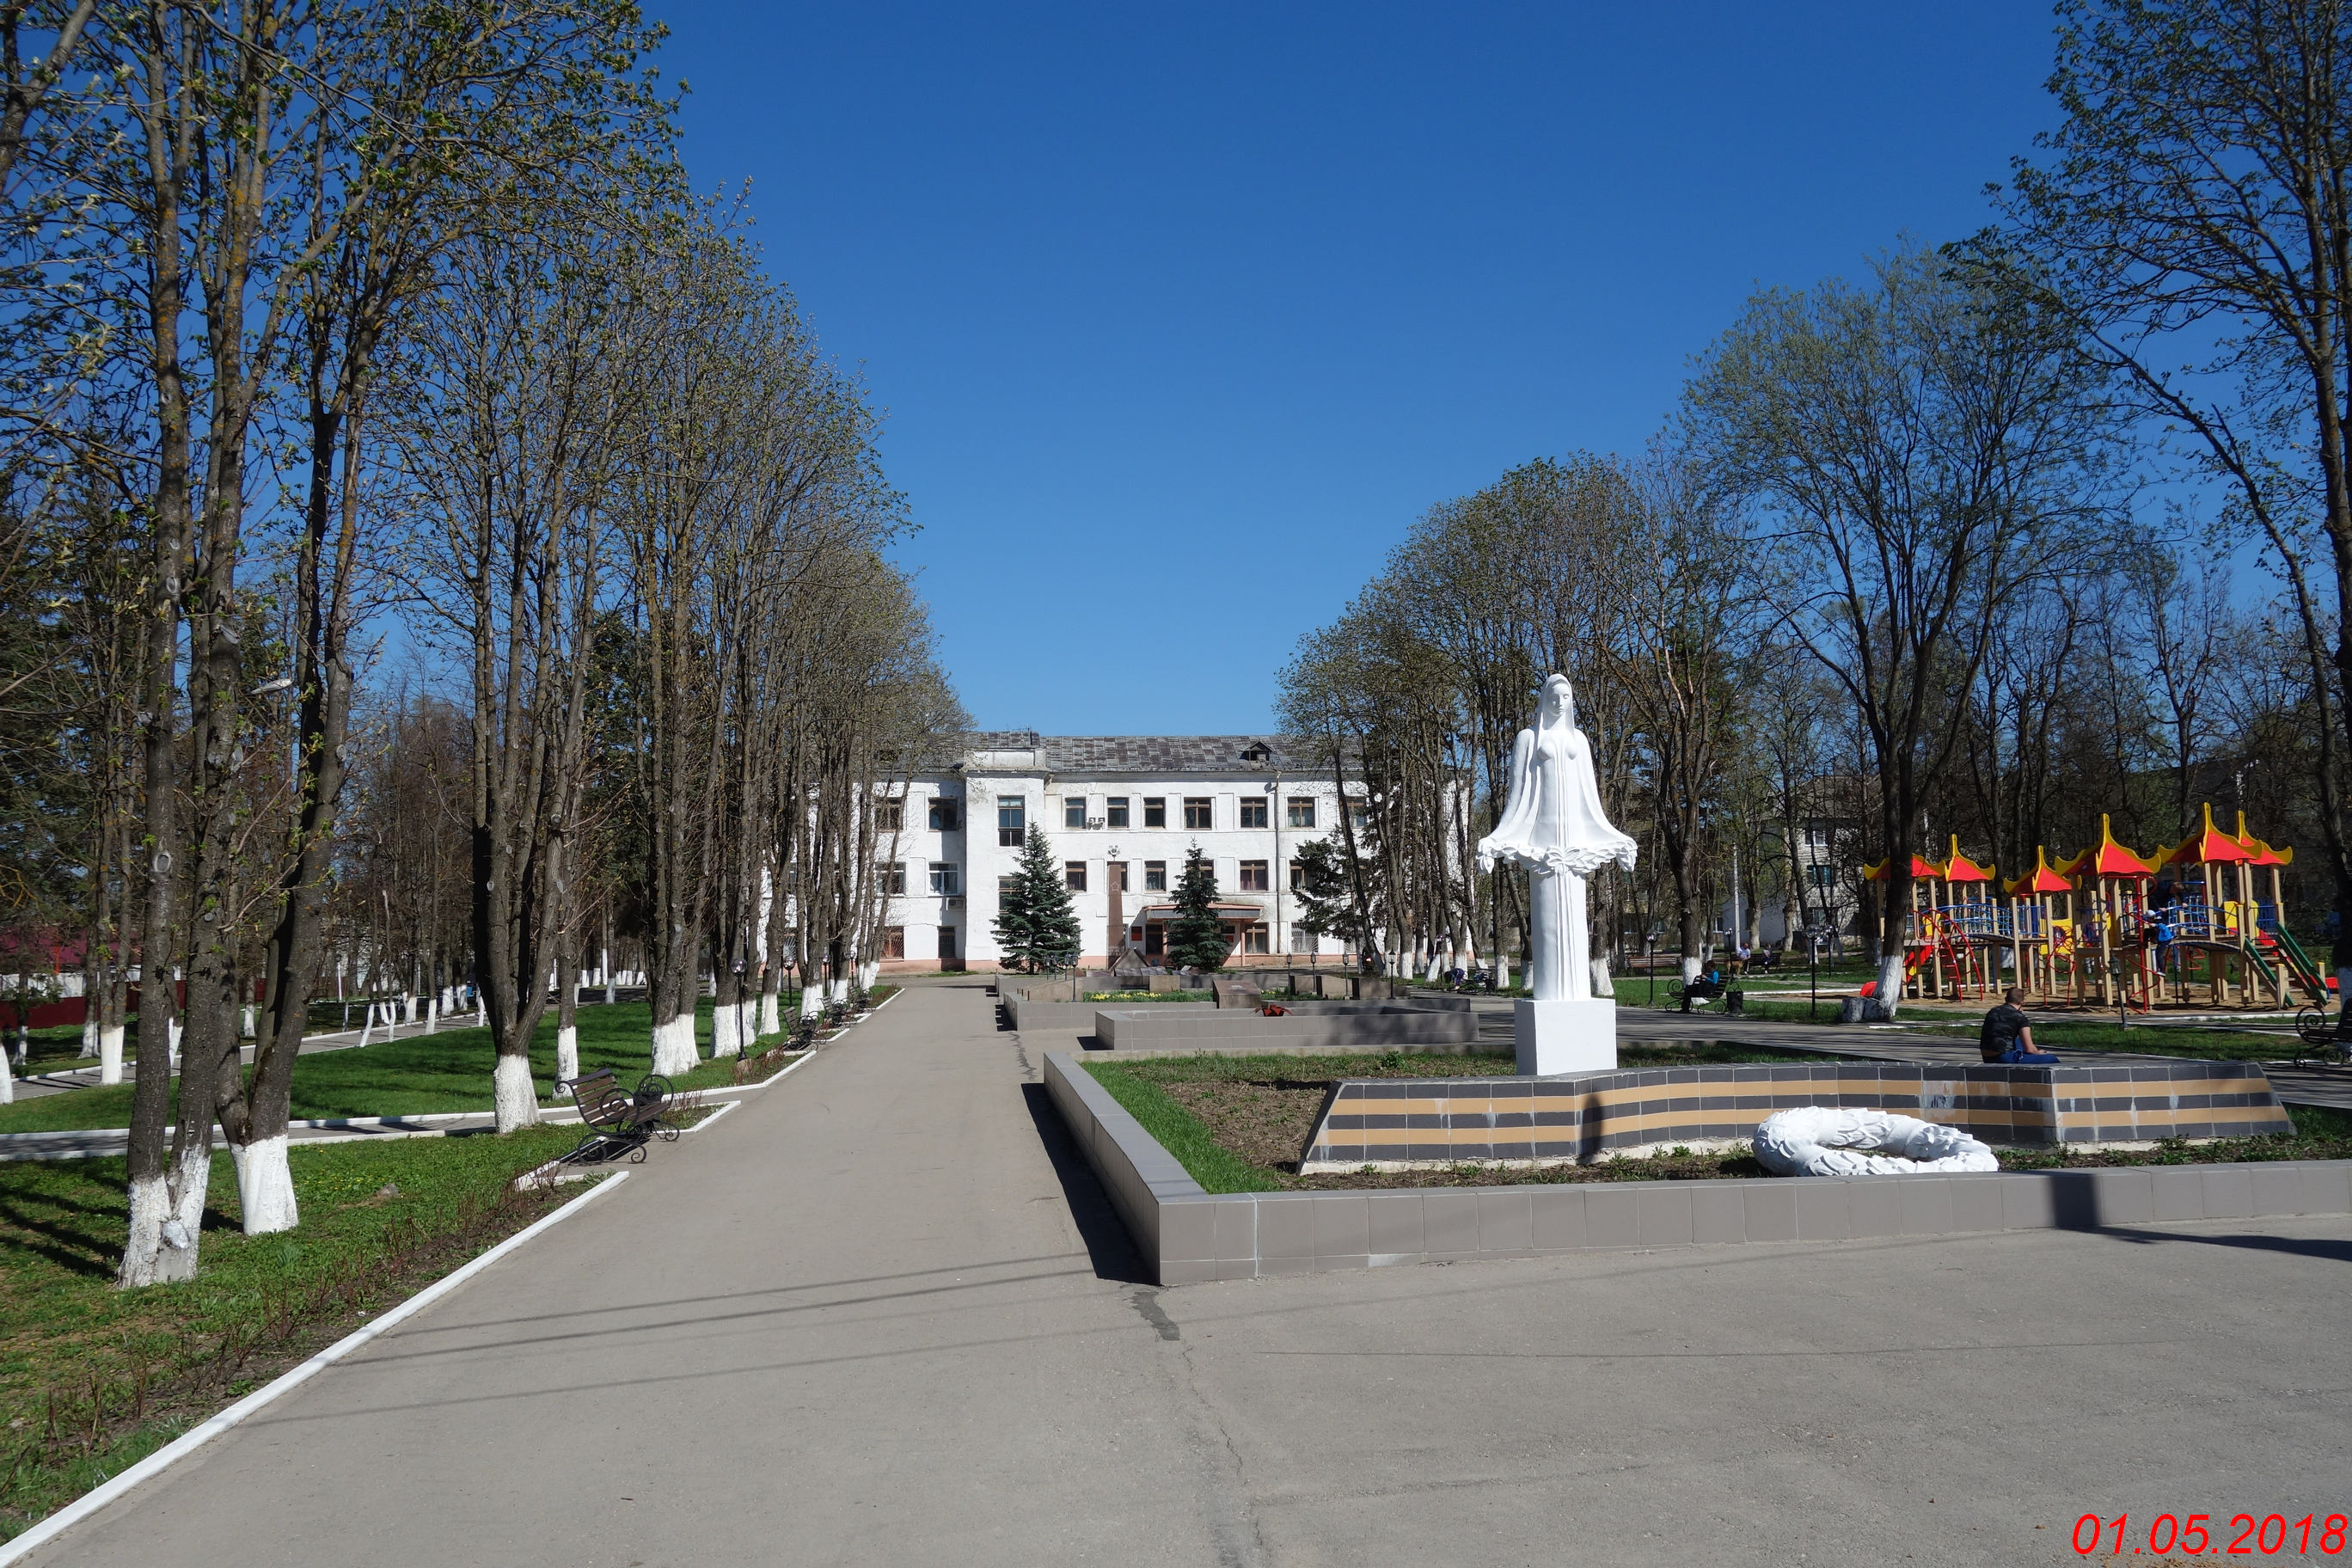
[23,978,2349,1567]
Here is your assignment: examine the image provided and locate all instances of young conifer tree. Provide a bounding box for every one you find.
[994,825,1081,972]
[1168,843,1229,972]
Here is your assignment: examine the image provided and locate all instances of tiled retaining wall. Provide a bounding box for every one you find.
[1041,1052,2352,1287]
[1094,1004,1479,1051]
[1299,1061,2294,1168]
[1004,996,1212,1032]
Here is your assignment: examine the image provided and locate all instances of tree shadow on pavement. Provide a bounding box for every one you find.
[2098,1223,2352,1265]
[1020,1081,1151,1284]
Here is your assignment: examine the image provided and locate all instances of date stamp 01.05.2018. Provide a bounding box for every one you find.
[2073,1513,2348,1558]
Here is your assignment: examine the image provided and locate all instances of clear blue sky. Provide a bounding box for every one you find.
[649,2,2062,735]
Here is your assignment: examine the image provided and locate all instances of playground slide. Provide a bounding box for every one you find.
[2261,926,2331,1003]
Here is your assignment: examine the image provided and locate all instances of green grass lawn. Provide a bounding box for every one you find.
[0,993,844,1135]
[0,1126,591,1540]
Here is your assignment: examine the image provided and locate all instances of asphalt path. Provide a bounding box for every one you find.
[21,977,2349,1567]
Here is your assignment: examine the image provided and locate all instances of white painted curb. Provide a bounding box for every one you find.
[0,1171,633,1566]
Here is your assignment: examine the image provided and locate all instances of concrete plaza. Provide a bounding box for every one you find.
[23,978,2348,1567]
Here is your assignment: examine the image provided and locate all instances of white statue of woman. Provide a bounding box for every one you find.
[1477,675,1637,1009]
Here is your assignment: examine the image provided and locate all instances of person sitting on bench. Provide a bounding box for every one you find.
[1980,987,2057,1063]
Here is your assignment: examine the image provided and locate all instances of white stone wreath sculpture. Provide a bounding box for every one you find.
[1752,1106,2000,1178]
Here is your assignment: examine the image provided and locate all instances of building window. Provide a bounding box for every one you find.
[1065,861,1088,891]
[1287,797,1316,828]
[998,876,1018,897]
[1183,797,1213,830]
[1810,864,1838,891]
[874,799,903,831]
[929,799,959,832]
[1240,799,1267,829]
[1290,929,1318,953]
[929,863,960,896]
[1243,923,1271,954]
[1144,861,1167,891]
[1142,797,1166,828]
[881,926,905,959]
[1065,797,1087,829]
[1143,924,1164,956]
[883,862,905,896]
[1350,802,1372,832]
[1106,797,1129,828]
[939,926,958,961]
[997,797,1024,848]
[1199,861,1218,891]
[1804,819,1831,853]
[1240,860,1269,891]
[1289,860,1305,891]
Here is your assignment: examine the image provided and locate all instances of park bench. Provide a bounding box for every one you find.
[562,1068,680,1162]
[1674,977,1746,1014]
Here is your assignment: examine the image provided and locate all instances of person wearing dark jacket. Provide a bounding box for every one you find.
[1980,987,2057,1063]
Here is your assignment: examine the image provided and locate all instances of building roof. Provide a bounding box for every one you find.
[959,733,1300,774]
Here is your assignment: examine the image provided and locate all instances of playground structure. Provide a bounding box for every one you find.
[1861,809,2329,1012]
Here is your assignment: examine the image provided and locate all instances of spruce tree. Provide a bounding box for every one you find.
[993,825,1082,972]
[1167,843,1229,972]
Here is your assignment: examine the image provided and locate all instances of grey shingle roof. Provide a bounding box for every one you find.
[956,734,1296,773]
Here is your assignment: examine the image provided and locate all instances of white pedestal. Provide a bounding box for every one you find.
[1515,998,1618,1076]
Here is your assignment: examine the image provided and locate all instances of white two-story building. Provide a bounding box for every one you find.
[868,732,1364,972]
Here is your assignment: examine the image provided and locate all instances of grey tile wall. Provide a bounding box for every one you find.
[1041,1054,2352,1288]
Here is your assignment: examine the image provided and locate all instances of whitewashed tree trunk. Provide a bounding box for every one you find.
[426,998,438,1034]
[830,977,848,1004]
[650,1013,698,1075]
[1494,954,1510,990]
[759,991,781,1037]
[80,1018,98,1057]
[711,1004,740,1059]
[0,1044,12,1104]
[800,986,824,1019]
[1871,952,1906,1022]
[119,1173,170,1286]
[230,1134,299,1234]
[1680,955,1704,985]
[554,1024,579,1084]
[858,961,879,990]
[122,1143,211,1286]
[493,1051,540,1131]
[99,1022,125,1084]
[1589,956,1615,997]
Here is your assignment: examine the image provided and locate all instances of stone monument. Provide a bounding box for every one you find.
[1475,674,1637,1075]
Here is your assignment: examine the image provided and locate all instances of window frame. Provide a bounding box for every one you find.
[880,925,906,959]
[928,863,960,896]
[1239,859,1270,891]
[883,861,906,896]
[928,799,959,832]
[1239,799,1268,829]
[1106,796,1130,828]
[1064,797,1087,829]
[1142,797,1167,828]
[1286,796,1316,829]
[1183,796,1214,830]
[1065,861,1088,892]
[1143,860,1167,891]
[997,796,1025,848]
